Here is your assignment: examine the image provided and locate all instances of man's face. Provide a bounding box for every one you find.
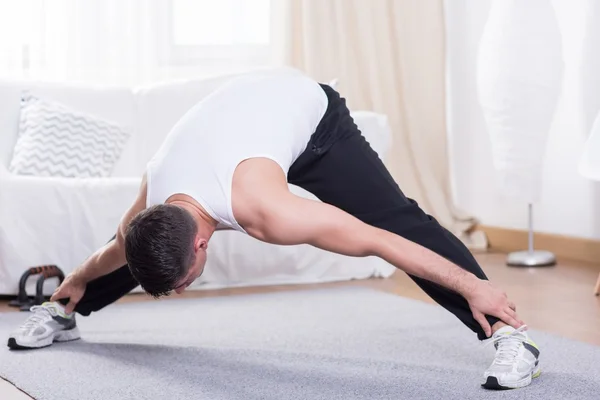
[173,249,207,294]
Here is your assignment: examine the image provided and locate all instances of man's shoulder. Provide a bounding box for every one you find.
[230,158,291,237]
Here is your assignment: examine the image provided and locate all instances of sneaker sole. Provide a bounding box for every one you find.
[482,364,541,390]
[7,327,81,350]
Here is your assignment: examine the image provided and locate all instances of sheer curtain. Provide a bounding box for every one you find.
[0,0,159,85]
[275,0,487,249]
[0,0,273,86]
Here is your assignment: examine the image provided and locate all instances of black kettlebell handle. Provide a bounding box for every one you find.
[33,266,65,305]
[16,265,65,303]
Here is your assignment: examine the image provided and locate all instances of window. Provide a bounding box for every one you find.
[164,0,272,66]
[0,0,275,84]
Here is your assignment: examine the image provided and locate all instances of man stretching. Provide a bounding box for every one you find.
[8,69,541,390]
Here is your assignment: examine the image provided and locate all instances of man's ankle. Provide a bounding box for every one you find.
[491,321,508,335]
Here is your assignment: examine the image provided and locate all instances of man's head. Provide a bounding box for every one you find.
[124,204,208,297]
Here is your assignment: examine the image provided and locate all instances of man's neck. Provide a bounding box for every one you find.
[166,196,217,239]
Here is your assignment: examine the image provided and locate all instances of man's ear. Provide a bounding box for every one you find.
[194,235,208,251]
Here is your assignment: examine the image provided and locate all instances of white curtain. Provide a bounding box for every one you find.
[0,0,272,86]
[0,0,162,85]
[275,0,487,249]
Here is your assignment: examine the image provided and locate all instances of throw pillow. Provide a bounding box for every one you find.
[8,94,131,178]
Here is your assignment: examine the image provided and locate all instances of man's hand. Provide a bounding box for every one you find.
[465,280,524,337]
[50,273,87,314]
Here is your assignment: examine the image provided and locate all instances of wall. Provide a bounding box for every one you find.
[445,0,600,240]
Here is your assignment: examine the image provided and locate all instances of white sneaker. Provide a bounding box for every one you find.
[7,301,80,349]
[482,325,541,389]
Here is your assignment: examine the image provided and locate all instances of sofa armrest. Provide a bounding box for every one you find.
[0,174,141,295]
[351,111,392,162]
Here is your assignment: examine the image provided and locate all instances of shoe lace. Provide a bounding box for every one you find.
[19,303,58,330]
[486,325,529,366]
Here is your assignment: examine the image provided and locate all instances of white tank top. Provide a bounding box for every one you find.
[146,70,329,233]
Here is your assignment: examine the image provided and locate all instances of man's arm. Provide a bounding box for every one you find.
[232,158,522,335]
[243,191,521,333]
[245,192,481,296]
[234,158,481,295]
[69,174,148,284]
[231,158,522,335]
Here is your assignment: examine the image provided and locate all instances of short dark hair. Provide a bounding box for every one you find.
[124,204,198,298]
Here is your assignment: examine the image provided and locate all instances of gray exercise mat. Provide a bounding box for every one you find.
[1,287,599,400]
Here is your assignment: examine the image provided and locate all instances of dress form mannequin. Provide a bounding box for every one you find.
[477,0,563,267]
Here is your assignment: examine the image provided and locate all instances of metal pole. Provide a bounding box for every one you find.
[506,203,556,267]
[528,203,534,253]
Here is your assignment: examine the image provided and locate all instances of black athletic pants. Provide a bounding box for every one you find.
[67,84,499,341]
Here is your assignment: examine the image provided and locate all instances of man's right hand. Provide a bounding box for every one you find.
[464,279,524,337]
[50,273,87,314]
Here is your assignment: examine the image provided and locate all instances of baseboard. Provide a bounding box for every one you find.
[476,225,600,266]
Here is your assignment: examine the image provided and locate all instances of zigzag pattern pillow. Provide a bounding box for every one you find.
[9,95,131,178]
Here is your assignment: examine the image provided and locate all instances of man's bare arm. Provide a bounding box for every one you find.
[70,175,148,284]
[233,159,479,297]
[240,188,522,333]
[239,158,522,335]
[244,191,481,297]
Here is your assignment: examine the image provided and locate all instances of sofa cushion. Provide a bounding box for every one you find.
[0,79,138,176]
[9,95,131,178]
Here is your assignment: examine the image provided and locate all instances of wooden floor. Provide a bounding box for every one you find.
[2,251,600,399]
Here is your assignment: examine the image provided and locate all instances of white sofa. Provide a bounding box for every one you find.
[0,71,396,296]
